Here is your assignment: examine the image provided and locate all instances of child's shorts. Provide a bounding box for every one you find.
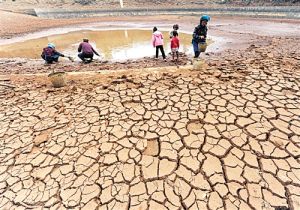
[171,48,179,53]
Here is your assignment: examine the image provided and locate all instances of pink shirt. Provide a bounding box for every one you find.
[152,31,164,47]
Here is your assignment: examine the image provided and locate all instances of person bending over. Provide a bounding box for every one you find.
[78,38,100,63]
[41,43,65,64]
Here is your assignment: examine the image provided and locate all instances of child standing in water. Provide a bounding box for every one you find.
[152,27,166,61]
[170,31,180,62]
[169,24,179,38]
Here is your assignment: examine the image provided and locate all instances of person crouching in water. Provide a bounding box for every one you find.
[41,43,65,64]
[170,31,180,62]
[78,38,100,63]
[192,15,210,58]
[152,27,166,61]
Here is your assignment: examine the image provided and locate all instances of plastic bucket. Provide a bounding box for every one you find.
[48,72,66,88]
[199,42,207,52]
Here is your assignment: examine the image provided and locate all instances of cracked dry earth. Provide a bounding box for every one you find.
[0,37,300,210]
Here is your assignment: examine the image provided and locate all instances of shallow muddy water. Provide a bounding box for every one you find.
[0,29,194,61]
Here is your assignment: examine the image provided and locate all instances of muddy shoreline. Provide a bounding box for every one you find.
[1,12,299,75]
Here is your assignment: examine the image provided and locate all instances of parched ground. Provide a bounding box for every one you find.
[0,37,300,210]
[0,11,300,210]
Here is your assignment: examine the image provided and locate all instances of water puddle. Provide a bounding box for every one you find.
[0,29,195,61]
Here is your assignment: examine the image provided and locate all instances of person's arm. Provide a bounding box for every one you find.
[152,34,156,47]
[54,50,64,57]
[192,26,200,40]
[177,38,180,48]
[92,47,100,56]
[204,27,208,38]
[78,43,82,53]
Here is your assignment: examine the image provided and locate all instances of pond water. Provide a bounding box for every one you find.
[0,29,194,61]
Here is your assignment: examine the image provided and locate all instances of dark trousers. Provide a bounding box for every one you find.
[155,45,166,59]
[78,53,93,62]
[41,54,60,64]
[192,40,200,58]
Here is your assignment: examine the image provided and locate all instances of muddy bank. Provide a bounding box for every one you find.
[0,13,299,78]
[0,13,299,69]
[1,36,299,80]
[0,53,192,75]
[0,11,299,77]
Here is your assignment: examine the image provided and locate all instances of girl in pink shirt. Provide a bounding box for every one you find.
[152,27,166,61]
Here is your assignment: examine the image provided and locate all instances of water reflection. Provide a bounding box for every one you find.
[0,29,193,61]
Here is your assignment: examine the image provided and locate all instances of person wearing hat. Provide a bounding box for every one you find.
[169,24,179,38]
[192,15,210,58]
[41,43,65,64]
[78,38,100,63]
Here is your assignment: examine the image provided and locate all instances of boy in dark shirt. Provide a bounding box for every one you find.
[192,15,210,58]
